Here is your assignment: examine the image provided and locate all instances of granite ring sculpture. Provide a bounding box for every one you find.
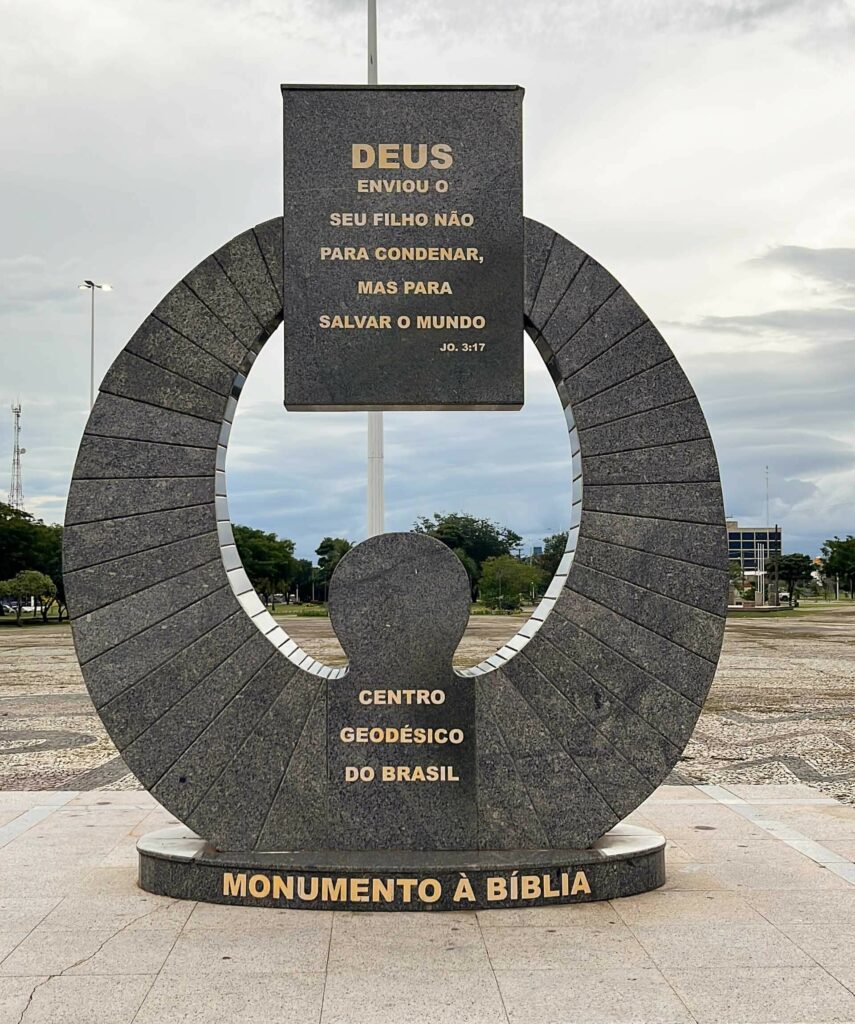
[64,217,728,855]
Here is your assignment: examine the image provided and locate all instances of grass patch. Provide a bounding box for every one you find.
[272,604,329,617]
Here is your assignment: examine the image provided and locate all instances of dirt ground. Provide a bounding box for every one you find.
[1,607,853,800]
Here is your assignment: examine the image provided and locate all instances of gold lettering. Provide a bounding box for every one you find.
[372,878,396,903]
[272,875,293,900]
[453,876,476,903]
[351,878,370,902]
[487,876,508,902]
[571,871,592,896]
[418,878,442,903]
[321,877,347,902]
[352,144,375,168]
[297,876,319,901]
[248,874,270,899]
[223,872,246,898]
[521,875,541,900]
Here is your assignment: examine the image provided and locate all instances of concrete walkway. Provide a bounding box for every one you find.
[1,784,854,1024]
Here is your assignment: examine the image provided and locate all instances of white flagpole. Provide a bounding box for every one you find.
[366,0,385,538]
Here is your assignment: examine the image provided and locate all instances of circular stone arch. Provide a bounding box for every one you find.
[64,217,728,852]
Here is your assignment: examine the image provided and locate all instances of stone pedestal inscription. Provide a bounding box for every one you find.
[281,85,524,410]
[326,534,476,850]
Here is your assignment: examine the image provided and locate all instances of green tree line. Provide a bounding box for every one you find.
[5,496,854,624]
[0,503,64,623]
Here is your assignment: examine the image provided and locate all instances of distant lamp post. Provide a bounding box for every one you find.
[78,280,112,409]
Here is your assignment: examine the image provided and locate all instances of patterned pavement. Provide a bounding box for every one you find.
[1,607,854,802]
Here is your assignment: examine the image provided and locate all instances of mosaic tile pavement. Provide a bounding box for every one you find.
[1,607,854,803]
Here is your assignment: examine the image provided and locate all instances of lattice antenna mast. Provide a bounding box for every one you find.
[9,402,25,511]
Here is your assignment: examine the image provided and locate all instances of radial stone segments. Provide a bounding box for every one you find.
[65,216,727,869]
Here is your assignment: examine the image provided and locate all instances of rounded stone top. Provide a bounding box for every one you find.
[328,532,471,677]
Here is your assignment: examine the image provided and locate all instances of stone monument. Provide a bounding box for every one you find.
[63,84,728,910]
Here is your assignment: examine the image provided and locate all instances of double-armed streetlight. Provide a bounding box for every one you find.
[78,280,112,409]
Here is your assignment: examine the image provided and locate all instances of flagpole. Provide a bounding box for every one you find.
[366,0,385,537]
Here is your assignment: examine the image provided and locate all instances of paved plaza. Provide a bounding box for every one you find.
[2,606,854,1021]
[0,782,853,1024]
[2,607,854,800]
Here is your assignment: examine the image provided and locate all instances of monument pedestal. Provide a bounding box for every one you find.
[138,823,665,911]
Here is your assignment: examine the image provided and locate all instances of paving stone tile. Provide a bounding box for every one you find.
[638,801,768,840]
[624,919,810,969]
[160,927,330,975]
[475,901,625,928]
[674,839,853,890]
[664,966,855,1024]
[662,844,736,891]
[742,891,855,968]
[0,897,62,934]
[183,902,332,932]
[639,786,717,805]
[751,802,855,841]
[134,970,324,1024]
[321,968,507,1024]
[481,920,651,971]
[0,974,154,1024]
[329,912,489,972]
[719,784,835,803]
[0,927,177,976]
[0,932,27,965]
[0,976,47,1024]
[824,838,855,859]
[496,966,694,1024]
[38,893,192,932]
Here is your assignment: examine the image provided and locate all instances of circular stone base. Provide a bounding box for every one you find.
[138,824,665,911]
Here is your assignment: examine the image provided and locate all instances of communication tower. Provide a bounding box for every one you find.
[9,403,25,511]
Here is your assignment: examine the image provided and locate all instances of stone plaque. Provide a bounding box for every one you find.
[325,533,476,850]
[281,85,524,410]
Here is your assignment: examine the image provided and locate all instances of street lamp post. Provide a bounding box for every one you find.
[78,280,112,409]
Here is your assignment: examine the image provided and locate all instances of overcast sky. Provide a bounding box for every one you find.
[2,0,853,560]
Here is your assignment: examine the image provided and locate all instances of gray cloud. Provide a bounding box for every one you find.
[751,245,855,297]
[2,0,854,564]
[690,308,855,336]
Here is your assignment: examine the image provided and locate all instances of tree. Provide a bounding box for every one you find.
[292,559,315,602]
[728,559,745,595]
[766,553,813,607]
[413,513,522,598]
[0,504,67,621]
[479,555,544,612]
[452,547,479,601]
[0,570,56,625]
[34,523,65,621]
[315,537,352,600]
[536,532,568,578]
[822,536,855,599]
[232,525,296,605]
[0,502,40,579]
